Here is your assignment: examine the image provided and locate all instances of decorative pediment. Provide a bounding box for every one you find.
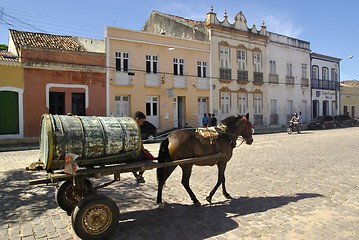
[237,88,248,93]
[206,8,266,36]
[218,41,230,47]
[220,86,231,92]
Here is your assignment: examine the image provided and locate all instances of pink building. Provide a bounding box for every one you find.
[8,30,106,139]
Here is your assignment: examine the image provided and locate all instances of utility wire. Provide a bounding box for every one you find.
[1,7,105,39]
[0,8,330,88]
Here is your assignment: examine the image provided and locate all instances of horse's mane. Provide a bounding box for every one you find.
[220,115,242,132]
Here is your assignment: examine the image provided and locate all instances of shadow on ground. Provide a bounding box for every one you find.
[109,193,323,240]
[0,169,58,225]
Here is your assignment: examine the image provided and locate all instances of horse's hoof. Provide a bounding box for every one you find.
[224,193,232,199]
[193,201,201,207]
[206,196,212,204]
[158,203,165,209]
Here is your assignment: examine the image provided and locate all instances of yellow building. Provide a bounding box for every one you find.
[340,80,359,119]
[0,52,24,139]
[105,27,210,132]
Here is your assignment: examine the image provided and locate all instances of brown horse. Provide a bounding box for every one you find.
[156,113,253,207]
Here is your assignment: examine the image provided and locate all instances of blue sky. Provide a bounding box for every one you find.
[1,0,358,80]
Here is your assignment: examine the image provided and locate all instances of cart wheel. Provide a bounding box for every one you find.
[71,194,119,240]
[55,179,93,213]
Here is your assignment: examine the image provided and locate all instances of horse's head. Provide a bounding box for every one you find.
[238,113,254,145]
[221,113,254,145]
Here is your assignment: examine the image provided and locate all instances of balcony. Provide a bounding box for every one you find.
[237,70,248,84]
[268,74,279,84]
[270,114,279,125]
[254,114,263,126]
[145,73,160,87]
[301,78,309,88]
[113,71,131,86]
[197,77,209,90]
[220,68,232,81]
[253,72,264,85]
[311,79,339,90]
[286,76,295,85]
[173,75,186,88]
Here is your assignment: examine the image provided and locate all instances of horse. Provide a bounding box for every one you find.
[156,113,253,207]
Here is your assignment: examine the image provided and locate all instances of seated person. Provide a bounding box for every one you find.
[132,111,155,184]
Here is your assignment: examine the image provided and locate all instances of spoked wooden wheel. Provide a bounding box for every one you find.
[55,179,93,213]
[71,194,119,240]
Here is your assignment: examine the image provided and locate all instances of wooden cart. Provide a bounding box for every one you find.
[28,153,224,240]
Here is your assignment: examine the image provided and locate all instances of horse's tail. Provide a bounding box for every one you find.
[157,137,170,183]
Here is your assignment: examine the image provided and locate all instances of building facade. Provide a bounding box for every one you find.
[310,53,341,118]
[8,30,106,139]
[143,9,313,126]
[340,80,359,119]
[266,32,311,124]
[205,10,268,125]
[106,27,210,131]
[0,51,23,139]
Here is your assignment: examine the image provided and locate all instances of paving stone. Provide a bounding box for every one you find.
[1,128,359,239]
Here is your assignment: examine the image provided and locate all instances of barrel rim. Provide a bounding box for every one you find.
[40,114,54,170]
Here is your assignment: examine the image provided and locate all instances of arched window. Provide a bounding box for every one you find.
[312,65,319,79]
[322,67,329,80]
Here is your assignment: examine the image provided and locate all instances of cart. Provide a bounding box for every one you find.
[28,153,224,239]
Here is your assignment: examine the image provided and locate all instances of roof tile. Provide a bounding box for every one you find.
[10,29,86,52]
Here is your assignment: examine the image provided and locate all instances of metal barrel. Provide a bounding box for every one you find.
[40,114,141,170]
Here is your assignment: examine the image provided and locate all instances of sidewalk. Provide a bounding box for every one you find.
[0,138,39,152]
[0,125,306,152]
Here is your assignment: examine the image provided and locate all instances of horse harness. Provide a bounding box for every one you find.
[195,116,251,151]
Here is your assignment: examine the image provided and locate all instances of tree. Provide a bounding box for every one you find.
[0,44,8,51]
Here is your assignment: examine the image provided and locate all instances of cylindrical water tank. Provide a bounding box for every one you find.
[40,114,141,170]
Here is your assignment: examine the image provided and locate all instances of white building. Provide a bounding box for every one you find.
[310,53,341,118]
[266,32,311,125]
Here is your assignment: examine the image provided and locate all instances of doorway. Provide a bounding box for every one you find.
[197,97,208,126]
[146,96,159,127]
[177,96,185,128]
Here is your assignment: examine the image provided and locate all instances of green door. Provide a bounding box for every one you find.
[0,91,19,135]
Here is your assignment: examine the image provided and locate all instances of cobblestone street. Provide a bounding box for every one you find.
[0,128,358,239]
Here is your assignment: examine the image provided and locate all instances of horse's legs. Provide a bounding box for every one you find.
[180,165,200,206]
[157,166,177,205]
[221,175,232,200]
[206,162,228,204]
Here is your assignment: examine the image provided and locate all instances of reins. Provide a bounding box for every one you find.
[144,116,252,148]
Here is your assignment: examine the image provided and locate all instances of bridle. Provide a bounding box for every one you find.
[237,116,252,147]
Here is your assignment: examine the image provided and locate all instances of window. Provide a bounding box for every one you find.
[302,64,307,78]
[238,93,247,115]
[322,67,329,80]
[220,92,230,114]
[115,96,130,117]
[49,92,65,115]
[72,93,86,116]
[331,68,337,81]
[254,94,262,114]
[146,55,158,73]
[115,52,129,72]
[146,96,158,116]
[197,61,207,77]
[220,46,230,69]
[238,50,246,71]
[173,58,184,76]
[254,52,261,72]
[271,99,277,114]
[312,65,319,79]
[287,100,293,115]
[270,60,276,74]
[287,63,293,77]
